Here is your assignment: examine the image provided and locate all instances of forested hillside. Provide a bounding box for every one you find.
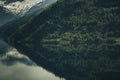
[5,0,120,80]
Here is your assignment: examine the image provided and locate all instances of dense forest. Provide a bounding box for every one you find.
[3,0,120,80]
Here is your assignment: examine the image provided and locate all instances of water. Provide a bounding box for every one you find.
[0,40,11,54]
[0,41,65,80]
[0,62,65,80]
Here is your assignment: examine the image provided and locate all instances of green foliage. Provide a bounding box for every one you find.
[116,38,120,45]
[7,0,120,80]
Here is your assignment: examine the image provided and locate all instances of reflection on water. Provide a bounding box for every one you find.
[0,62,65,80]
[0,46,65,80]
[0,48,35,66]
[0,40,11,54]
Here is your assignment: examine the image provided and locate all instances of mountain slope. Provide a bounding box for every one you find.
[0,0,45,26]
[5,0,120,80]
[0,0,43,15]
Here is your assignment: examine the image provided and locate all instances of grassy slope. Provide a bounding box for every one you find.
[7,0,120,80]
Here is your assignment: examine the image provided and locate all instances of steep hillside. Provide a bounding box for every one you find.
[0,0,44,26]
[6,0,120,80]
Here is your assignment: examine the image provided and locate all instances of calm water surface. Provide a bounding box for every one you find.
[0,40,65,80]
